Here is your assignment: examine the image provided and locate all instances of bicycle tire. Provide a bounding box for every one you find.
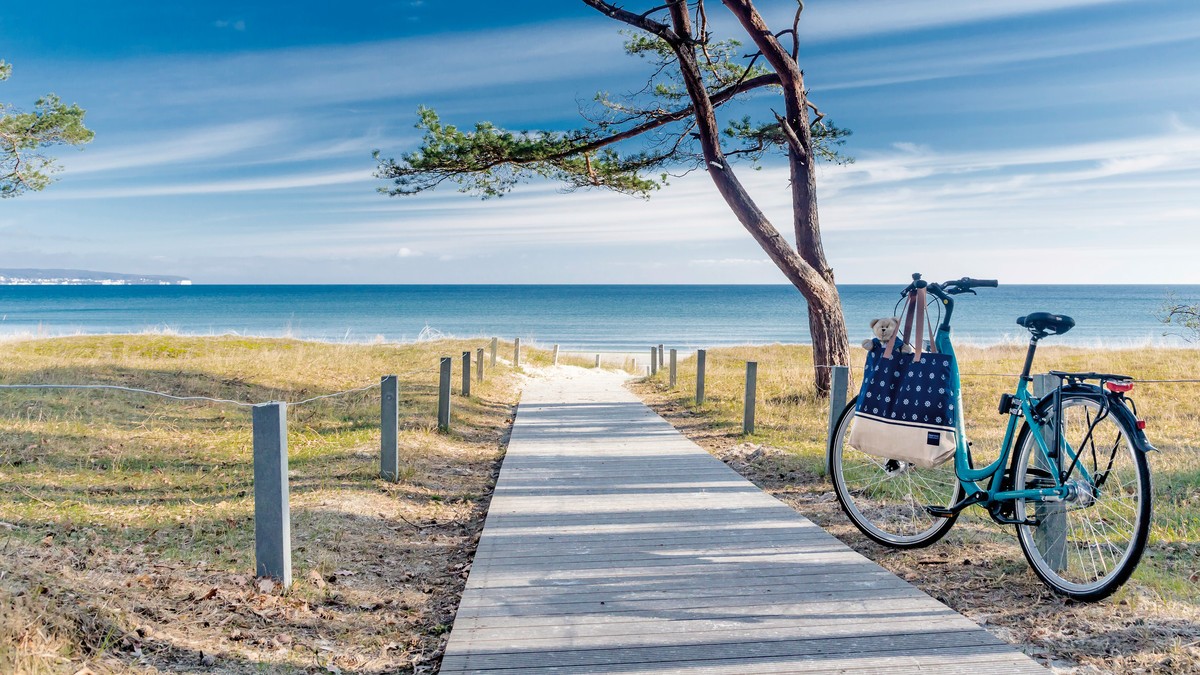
[829,395,963,548]
[1013,391,1152,601]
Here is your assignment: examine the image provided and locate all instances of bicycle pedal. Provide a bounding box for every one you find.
[924,505,955,519]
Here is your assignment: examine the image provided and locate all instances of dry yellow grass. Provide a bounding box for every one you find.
[0,335,538,674]
[633,343,1200,672]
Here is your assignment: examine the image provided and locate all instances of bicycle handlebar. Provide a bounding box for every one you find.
[941,277,999,295]
[902,274,998,331]
[903,274,998,296]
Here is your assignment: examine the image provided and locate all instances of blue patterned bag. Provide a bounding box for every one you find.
[847,288,958,468]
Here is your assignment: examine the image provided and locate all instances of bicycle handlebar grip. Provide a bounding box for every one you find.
[972,278,999,288]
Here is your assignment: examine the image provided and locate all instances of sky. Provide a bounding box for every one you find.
[0,0,1197,284]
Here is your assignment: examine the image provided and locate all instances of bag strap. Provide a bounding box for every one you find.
[910,288,926,359]
[883,294,912,359]
[925,307,938,354]
[885,289,922,359]
[884,288,940,359]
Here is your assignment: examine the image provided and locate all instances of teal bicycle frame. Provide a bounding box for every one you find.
[936,327,1083,508]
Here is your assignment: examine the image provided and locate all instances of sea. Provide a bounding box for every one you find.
[0,285,1195,351]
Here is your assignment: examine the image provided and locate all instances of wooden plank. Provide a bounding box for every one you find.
[454,587,934,622]
[444,628,1008,670]
[443,645,1045,674]
[455,615,975,650]
[454,575,913,613]
[439,370,1045,674]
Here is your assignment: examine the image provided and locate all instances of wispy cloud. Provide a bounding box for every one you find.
[59,120,289,174]
[689,258,771,266]
[48,21,634,117]
[52,168,374,199]
[809,4,1200,92]
[797,0,1134,42]
[213,19,246,32]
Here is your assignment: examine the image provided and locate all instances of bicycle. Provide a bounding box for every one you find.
[829,274,1155,601]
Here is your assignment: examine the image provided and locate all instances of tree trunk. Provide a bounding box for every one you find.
[721,0,851,394]
[585,0,852,395]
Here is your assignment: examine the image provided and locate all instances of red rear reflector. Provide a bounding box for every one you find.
[1137,419,1147,430]
[1105,381,1135,393]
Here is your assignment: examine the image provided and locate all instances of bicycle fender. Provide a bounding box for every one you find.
[1058,384,1158,454]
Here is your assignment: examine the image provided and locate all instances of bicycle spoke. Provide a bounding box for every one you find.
[832,405,961,546]
[1016,394,1148,598]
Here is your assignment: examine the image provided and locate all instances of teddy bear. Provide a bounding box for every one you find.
[862,317,914,353]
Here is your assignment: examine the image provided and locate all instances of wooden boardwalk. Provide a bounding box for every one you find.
[440,369,1045,674]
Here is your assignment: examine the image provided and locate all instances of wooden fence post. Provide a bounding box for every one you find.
[595,354,601,368]
[552,344,559,365]
[490,337,498,368]
[824,366,850,476]
[669,349,677,388]
[695,349,706,405]
[380,375,399,482]
[1033,373,1067,572]
[514,338,521,367]
[253,402,291,586]
[437,357,451,431]
[743,361,757,435]
[461,351,471,397]
[658,344,665,368]
[650,347,658,375]
[476,347,485,382]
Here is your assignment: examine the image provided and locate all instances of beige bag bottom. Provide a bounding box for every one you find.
[847,415,956,469]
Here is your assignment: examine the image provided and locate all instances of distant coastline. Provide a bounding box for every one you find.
[0,268,191,286]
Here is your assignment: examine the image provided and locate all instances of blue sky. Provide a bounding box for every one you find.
[0,0,1197,284]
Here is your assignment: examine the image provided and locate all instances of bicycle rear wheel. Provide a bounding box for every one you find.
[829,396,963,548]
[1013,392,1151,601]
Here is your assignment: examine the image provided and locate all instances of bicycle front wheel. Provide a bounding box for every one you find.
[1013,392,1152,601]
[830,396,963,548]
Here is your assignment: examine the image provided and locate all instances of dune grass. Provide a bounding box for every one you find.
[633,343,1200,671]
[0,335,539,674]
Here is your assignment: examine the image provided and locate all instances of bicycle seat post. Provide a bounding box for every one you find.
[1020,334,1039,384]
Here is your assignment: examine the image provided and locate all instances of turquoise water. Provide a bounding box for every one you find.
[0,284,1194,350]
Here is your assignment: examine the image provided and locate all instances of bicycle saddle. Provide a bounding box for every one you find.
[1017,312,1075,337]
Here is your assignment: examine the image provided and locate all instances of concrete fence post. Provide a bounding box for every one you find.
[380,376,399,482]
[658,344,665,368]
[514,338,521,368]
[490,337,498,368]
[437,357,452,431]
[669,349,678,388]
[253,402,292,586]
[695,349,707,405]
[461,351,472,397]
[824,366,850,476]
[1033,373,1068,572]
[743,362,758,435]
[476,348,485,382]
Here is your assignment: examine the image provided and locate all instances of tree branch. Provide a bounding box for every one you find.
[806,99,824,126]
[791,1,803,60]
[581,0,679,42]
[770,109,805,158]
[506,73,779,166]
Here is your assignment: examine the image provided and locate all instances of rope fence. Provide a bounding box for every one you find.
[0,346,512,588]
[0,368,436,408]
[5,335,1198,589]
[633,344,1200,476]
